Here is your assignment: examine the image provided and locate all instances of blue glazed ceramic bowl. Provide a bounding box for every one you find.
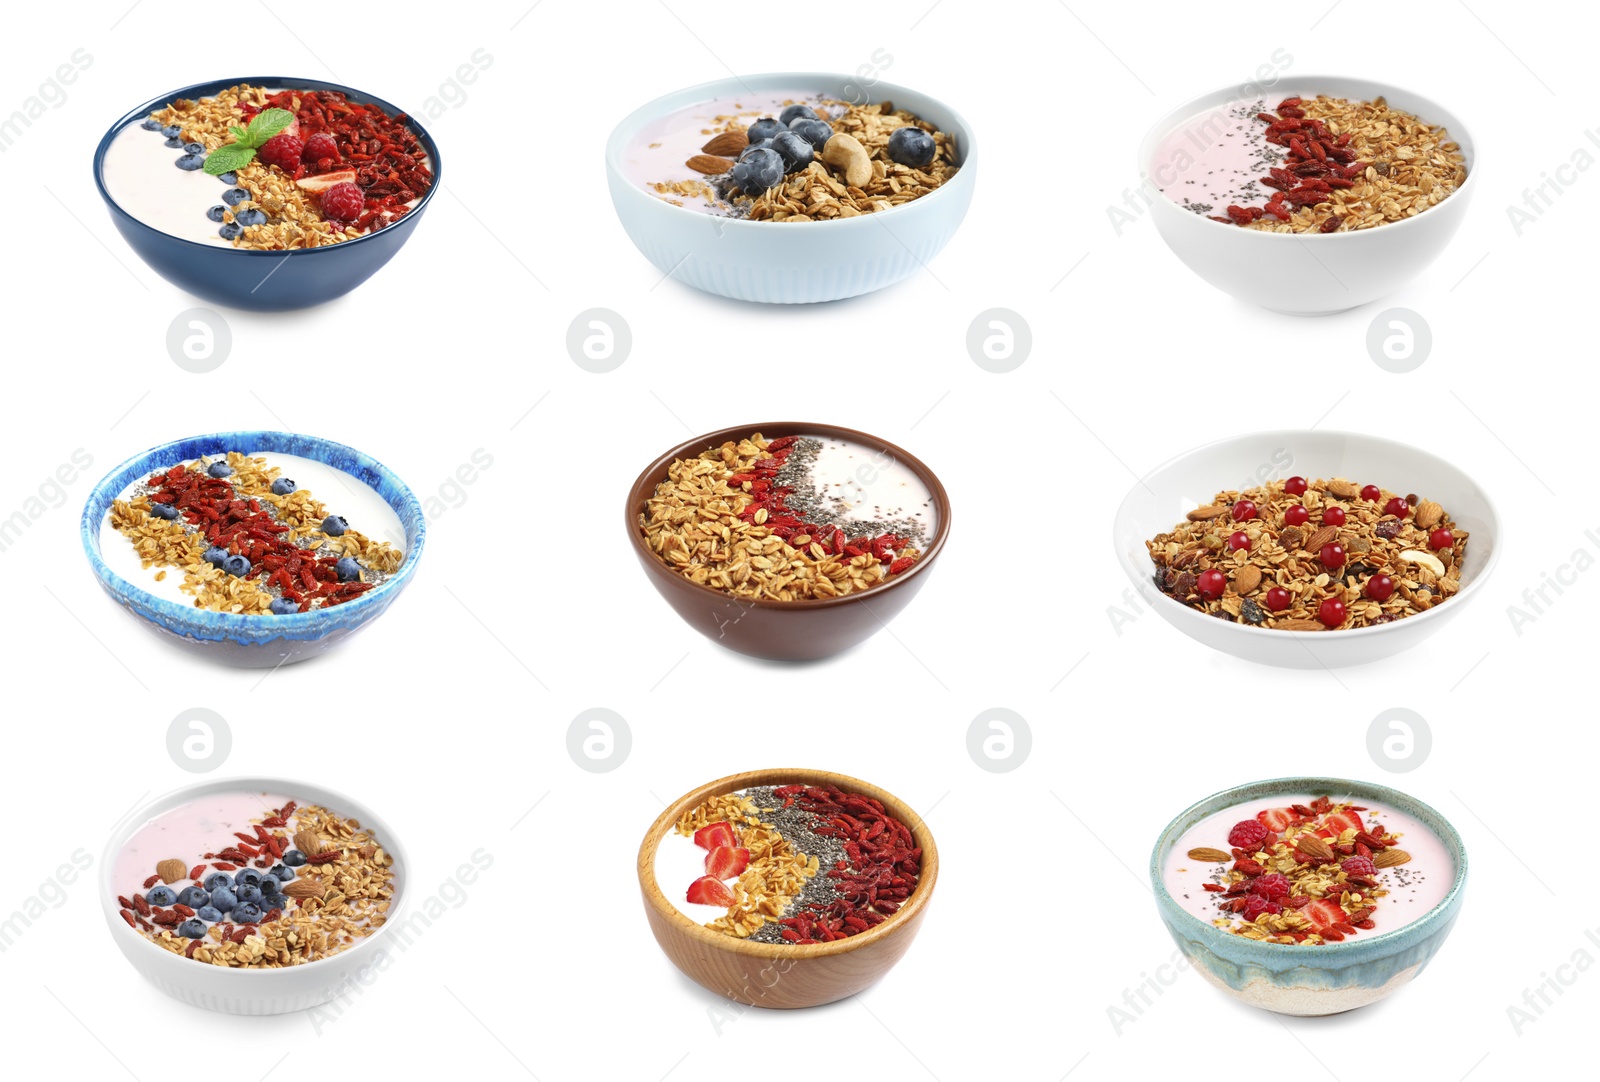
[93,78,439,311]
[82,431,425,667]
[1151,777,1466,1016]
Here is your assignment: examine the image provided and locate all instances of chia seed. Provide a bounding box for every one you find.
[742,785,848,945]
[770,436,930,548]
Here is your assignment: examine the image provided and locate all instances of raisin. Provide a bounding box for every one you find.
[1320,215,1343,233]
[1241,598,1267,625]
[1376,520,1402,540]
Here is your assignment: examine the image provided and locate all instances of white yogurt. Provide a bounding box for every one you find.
[656,827,734,924]
[1164,794,1455,935]
[100,451,405,608]
[798,434,937,544]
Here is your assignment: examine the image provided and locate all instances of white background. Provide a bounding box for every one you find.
[1,1,1595,1079]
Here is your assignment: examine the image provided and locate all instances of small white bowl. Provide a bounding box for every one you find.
[1113,431,1501,669]
[101,777,408,1015]
[605,73,976,303]
[1139,76,1477,314]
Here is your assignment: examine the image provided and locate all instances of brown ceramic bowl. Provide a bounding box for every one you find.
[625,423,951,661]
[637,768,939,1009]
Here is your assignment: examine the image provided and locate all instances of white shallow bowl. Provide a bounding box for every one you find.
[1113,431,1500,669]
[605,73,976,303]
[1140,76,1476,314]
[101,777,407,1015]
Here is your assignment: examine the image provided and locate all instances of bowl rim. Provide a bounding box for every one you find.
[604,71,976,228]
[81,429,426,632]
[625,422,951,610]
[637,767,938,959]
[93,75,442,256]
[1148,775,1467,956]
[100,774,409,979]
[1137,72,1477,239]
[1113,428,1502,641]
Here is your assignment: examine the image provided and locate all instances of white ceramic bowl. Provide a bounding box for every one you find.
[101,777,408,1015]
[1139,76,1477,314]
[605,73,975,303]
[1113,431,1500,669]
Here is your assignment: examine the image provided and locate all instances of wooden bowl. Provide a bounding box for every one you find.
[637,768,939,1009]
[625,423,951,662]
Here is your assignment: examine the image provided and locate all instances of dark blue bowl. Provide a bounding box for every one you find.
[93,78,439,312]
[83,431,426,667]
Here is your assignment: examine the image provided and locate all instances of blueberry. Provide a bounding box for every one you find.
[140,117,163,131]
[162,124,182,138]
[270,477,297,496]
[779,104,819,126]
[269,598,300,615]
[269,863,296,882]
[207,461,233,478]
[222,554,251,577]
[184,142,204,155]
[146,885,177,907]
[335,557,362,583]
[747,117,783,143]
[207,205,227,223]
[222,187,249,206]
[163,136,184,149]
[178,918,207,939]
[261,894,288,912]
[282,849,307,867]
[196,905,223,923]
[887,126,936,168]
[209,887,237,913]
[175,154,206,171]
[234,208,267,227]
[236,883,264,905]
[149,502,180,521]
[204,872,233,892]
[729,147,784,195]
[203,546,228,567]
[321,515,348,537]
[788,117,833,153]
[231,902,263,924]
[738,139,773,161]
[217,172,238,186]
[219,222,242,241]
[234,868,264,888]
[177,886,210,908]
[769,130,814,174]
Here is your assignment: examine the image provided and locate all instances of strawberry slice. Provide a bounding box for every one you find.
[704,846,750,880]
[1257,807,1298,831]
[685,876,735,907]
[693,822,738,851]
[295,169,357,193]
[1323,809,1364,835]
[1301,898,1347,933]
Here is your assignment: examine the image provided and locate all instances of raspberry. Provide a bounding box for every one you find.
[1227,819,1270,851]
[1251,872,1291,900]
[257,133,304,173]
[302,133,339,165]
[1241,895,1281,921]
[319,181,365,223]
[1342,856,1377,877]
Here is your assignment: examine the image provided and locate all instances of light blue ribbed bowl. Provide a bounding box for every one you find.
[1151,777,1466,1015]
[82,431,424,667]
[605,73,976,303]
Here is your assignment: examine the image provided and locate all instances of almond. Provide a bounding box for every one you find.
[1274,619,1325,631]
[1414,499,1444,530]
[1187,847,1232,863]
[294,829,325,856]
[1297,835,1336,863]
[1233,565,1263,596]
[685,154,734,175]
[282,877,325,899]
[1186,505,1227,521]
[1373,848,1412,868]
[157,858,188,885]
[1303,525,1338,553]
[1325,478,1360,498]
[701,130,748,157]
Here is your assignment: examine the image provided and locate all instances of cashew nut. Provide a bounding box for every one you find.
[1398,550,1446,577]
[821,133,872,189]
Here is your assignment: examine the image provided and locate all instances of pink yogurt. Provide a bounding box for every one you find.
[114,790,294,899]
[1151,98,1287,217]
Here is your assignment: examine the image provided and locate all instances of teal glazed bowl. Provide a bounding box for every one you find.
[1150,777,1466,1016]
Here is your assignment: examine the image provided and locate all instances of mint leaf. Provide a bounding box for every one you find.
[228,125,249,142]
[243,108,295,148]
[204,143,256,176]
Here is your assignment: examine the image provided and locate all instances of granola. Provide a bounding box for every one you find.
[1147,475,1466,630]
